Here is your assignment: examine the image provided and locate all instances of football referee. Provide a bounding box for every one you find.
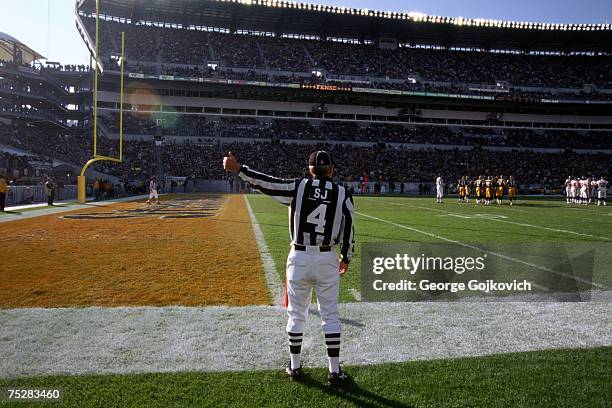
[223,150,355,386]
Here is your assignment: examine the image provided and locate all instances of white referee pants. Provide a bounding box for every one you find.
[285,247,340,335]
[149,189,158,200]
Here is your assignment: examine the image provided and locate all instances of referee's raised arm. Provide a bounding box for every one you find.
[223,151,299,205]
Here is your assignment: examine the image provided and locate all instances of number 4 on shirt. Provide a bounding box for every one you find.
[306,203,327,233]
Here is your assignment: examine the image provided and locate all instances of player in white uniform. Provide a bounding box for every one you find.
[570,178,578,204]
[435,176,443,204]
[590,178,598,204]
[564,177,572,204]
[597,177,608,206]
[585,177,592,204]
[579,177,588,205]
[146,176,160,205]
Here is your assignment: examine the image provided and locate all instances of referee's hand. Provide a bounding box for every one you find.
[223,151,241,173]
[339,260,349,276]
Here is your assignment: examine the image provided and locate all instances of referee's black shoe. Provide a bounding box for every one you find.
[285,363,303,380]
[326,366,348,387]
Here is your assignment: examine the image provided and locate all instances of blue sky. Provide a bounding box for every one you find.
[1,0,611,65]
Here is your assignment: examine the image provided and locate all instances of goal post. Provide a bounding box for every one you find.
[78,0,125,203]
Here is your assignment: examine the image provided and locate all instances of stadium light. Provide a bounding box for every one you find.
[236,0,611,31]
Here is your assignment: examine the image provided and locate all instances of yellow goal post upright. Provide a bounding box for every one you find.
[77,0,125,203]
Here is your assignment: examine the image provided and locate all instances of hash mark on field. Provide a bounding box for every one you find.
[244,196,284,306]
[355,211,605,290]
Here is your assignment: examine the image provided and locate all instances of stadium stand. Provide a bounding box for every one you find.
[1,0,611,198]
[99,113,612,149]
[2,119,611,188]
[79,15,612,99]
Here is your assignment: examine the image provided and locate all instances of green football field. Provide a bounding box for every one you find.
[247,194,612,302]
[1,194,609,407]
[1,347,610,407]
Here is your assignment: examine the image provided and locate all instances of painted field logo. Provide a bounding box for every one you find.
[62,196,225,220]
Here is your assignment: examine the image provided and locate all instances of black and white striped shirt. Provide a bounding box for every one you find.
[239,165,355,263]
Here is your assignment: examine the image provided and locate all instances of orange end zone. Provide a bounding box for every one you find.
[0,194,270,308]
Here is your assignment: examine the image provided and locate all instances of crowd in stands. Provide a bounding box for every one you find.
[161,140,611,188]
[261,37,312,72]
[43,64,90,73]
[102,113,612,149]
[2,121,611,188]
[105,112,216,137]
[0,124,153,183]
[0,78,64,105]
[0,151,43,181]
[106,112,157,134]
[82,16,612,92]
[122,61,157,75]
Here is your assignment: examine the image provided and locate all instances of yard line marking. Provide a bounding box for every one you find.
[386,201,612,242]
[244,195,284,306]
[355,211,605,290]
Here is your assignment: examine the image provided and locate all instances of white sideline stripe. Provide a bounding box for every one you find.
[244,195,284,306]
[355,211,605,290]
[1,302,610,378]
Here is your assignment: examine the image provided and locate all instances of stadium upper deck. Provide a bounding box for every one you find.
[75,0,612,106]
[0,31,92,131]
[76,0,611,53]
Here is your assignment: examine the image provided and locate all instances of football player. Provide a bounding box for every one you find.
[507,176,517,206]
[597,177,608,206]
[495,175,505,205]
[484,175,493,206]
[457,177,465,203]
[570,177,579,204]
[474,176,483,205]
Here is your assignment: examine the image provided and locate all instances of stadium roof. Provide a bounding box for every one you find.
[76,0,612,53]
[0,32,45,63]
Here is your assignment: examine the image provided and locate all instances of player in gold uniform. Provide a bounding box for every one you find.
[484,176,493,205]
[507,176,517,206]
[495,175,505,204]
[474,176,483,204]
[457,178,465,203]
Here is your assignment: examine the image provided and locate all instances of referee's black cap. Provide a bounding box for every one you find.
[308,150,334,167]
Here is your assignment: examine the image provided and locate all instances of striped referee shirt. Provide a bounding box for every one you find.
[239,165,355,263]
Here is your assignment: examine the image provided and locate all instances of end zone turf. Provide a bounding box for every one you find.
[0,194,270,307]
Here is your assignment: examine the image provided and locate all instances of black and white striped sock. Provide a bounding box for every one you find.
[325,333,340,373]
[288,332,303,370]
